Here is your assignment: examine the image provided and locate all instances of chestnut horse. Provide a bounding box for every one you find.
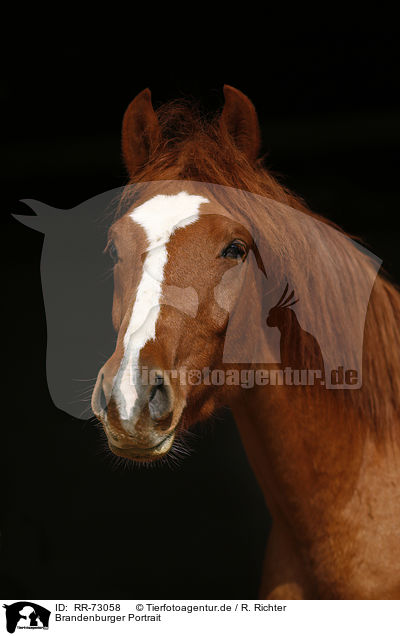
[91,86,400,599]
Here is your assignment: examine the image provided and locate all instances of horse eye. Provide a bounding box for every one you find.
[221,240,247,261]
[108,241,119,264]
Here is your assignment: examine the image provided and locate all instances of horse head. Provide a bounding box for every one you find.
[91,87,266,461]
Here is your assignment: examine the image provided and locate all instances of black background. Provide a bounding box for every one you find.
[2,26,400,599]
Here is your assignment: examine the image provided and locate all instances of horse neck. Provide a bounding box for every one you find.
[231,382,400,547]
[230,273,400,529]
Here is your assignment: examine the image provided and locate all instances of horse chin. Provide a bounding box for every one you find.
[107,431,176,463]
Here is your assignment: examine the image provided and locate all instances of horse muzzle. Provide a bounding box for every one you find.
[107,428,176,462]
[91,366,184,461]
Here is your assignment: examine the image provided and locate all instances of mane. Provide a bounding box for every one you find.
[116,99,400,440]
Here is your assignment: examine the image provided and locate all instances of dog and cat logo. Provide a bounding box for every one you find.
[2,602,50,633]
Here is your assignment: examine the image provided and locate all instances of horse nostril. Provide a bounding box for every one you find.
[100,380,108,413]
[148,376,171,422]
[149,375,164,401]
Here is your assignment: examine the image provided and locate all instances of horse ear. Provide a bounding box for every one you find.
[122,88,161,177]
[220,85,261,162]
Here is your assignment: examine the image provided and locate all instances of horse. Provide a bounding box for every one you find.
[91,85,400,599]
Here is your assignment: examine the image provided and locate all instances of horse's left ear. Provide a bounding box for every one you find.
[220,85,261,162]
[122,88,161,177]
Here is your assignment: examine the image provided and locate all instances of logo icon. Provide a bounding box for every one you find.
[2,602,51,633]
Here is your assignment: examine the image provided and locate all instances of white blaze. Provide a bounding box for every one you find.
[112,191,209,429]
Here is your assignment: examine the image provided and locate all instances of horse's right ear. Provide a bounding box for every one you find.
[122,88,161,177]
